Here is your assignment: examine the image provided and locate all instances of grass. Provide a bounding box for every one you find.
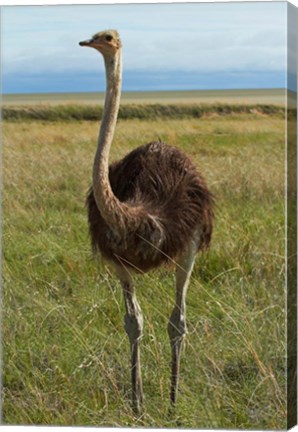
[2,88,286,106]
[2,103,285,122]
[2,108,286,428]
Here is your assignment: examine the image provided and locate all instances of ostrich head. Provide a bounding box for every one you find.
[79,29,121,56]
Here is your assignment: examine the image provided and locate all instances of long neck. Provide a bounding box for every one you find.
[92,50,141,235]
[94,52,122,183]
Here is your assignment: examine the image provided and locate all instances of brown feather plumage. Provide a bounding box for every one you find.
[87,141,213,272]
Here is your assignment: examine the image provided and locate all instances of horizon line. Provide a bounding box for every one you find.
[2,87,290,96]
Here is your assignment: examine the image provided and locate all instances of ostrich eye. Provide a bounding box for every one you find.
[105,35,113,42]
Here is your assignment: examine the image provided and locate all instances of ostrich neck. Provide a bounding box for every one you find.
[93,51,121,181]
[92,50,142,235]
[94,53,122,180]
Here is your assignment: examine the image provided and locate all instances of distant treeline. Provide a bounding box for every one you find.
[2,103,286,122]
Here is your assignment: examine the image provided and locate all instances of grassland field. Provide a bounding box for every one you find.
[3,88,286,106]
[2,91,287,428]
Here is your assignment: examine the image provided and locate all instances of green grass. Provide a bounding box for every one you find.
[2,111,286,428]
[2,103,285,122]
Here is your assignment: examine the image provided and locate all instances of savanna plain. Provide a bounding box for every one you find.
[2,92,286,428]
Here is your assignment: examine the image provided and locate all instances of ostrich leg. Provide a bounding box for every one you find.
[116,266,144,414]
[167,241,197,405]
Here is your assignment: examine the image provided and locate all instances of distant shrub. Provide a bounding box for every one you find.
[2,103,285,122]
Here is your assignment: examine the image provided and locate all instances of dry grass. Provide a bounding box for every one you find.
[2,111,286,428]
[2,88,286,106]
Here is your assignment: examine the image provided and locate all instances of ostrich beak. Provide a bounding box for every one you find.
[79,38,94,47]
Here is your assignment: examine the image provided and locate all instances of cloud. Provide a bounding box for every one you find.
[2,2,287,78]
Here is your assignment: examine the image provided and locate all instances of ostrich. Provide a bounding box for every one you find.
[79,29,213,414]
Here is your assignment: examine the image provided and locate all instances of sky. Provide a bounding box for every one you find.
[1,2,289,93]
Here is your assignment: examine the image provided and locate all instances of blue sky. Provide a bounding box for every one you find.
[1,2,288,93]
